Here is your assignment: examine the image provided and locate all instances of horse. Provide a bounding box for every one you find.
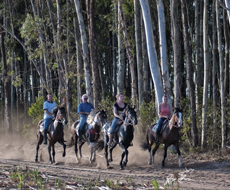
[97,106,138,170]
[70,109,107,163]
[140,107,183,167]
[35,106,68,164]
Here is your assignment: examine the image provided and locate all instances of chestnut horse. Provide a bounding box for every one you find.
[35,106,68,164]
[70,110,107,163]
[97,106,138,170]
[141,108,183,167]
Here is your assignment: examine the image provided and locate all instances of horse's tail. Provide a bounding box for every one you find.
[140,133,149,151]
[95,139,104,152]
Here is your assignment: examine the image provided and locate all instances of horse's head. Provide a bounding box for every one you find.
[125,106,138,125]
[98,109,107,127]
[53,106,68,125]
[173,107,183,127]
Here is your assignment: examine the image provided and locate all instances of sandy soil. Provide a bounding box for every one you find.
[0,131,230,190]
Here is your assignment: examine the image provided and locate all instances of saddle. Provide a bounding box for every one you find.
[151,119,169,136]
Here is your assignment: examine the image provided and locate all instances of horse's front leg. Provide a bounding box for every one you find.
[48,143,53,164]
[174,143,183,167]
[74,134,80,163]
[162,144,168,167]
[35,133,42,162]
[89,143,96,163]
[52,144,56,164]
[104,136,110,168]
[79,142,85,158]
[59,140,66,157]
[119,148,127,170]
[109,143,116,162]
[150,143,160,165]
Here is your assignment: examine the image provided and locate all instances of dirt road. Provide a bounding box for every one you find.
[0,136,230,189]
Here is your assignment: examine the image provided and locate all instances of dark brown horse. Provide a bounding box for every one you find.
[70,110,107,163]
[141,108,183,167]
[97,106,138,170]
[35,106,68,164]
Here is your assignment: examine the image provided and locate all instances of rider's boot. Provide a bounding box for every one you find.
[43,129,47,145]
[107,134,114,147]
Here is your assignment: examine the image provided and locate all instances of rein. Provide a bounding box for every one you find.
[169,113,181,128]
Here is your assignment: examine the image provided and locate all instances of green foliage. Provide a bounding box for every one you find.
[151,179,159,190]
[98,96,114,121]
[138,100,157,136]
[28,96,44,125]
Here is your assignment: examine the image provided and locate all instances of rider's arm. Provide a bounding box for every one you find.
[44,109,53,116]
[113,106,123,121]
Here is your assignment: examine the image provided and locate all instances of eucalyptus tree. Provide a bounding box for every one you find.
[201,0,209,149]
[170,0,182,109]
[225,0,230,24]
[212,0,218,148]
[139,0,164,106]
[87,0,101,108]
[157,0,172,110]
[181,0,198,147]
[30,0,51,92]
[134,0,143,107]
[118,0,137,103]
[216,1,226,148]
[73,0,93,103]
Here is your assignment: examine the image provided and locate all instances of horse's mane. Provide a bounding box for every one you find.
[52,106,65,117]
[87,110,97,124]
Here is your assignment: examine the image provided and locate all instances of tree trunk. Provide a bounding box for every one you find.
[181,0,198,147]
[157,0,172,110]
[118,0,137,103]
[134,0,143,107]
[225,0,230,24]
[201,0,209,149]
[73,0,93,103]
[216,1,226,149]
[170,0,182,109]
[212,0,217,149]
[87,0,101,108]
[139,0,164,106]
[117,1,125,94]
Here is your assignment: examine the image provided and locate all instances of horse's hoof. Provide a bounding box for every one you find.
[120,166,124,170]
[123,161,127,167]
[107,165,113,169]
[108,158,113,162]
[35,159,38,162]
[62,153,66,157]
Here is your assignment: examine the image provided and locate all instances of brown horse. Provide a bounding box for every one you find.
[35,106,68,164]
[70,110,107,163]
[141,108,183,167]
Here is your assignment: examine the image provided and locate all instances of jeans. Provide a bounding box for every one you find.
[109,117,119,134]
[156,118,166,135]
[78,116,87,132]
[44,118,53,130]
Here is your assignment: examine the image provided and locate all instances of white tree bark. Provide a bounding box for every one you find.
[201,0,209,149]
[139,0,163,106]
[134,0,143,107]
[73,0,93,103]
[216,1,226,149]
[225,0,230,24]
[157,0,172,111]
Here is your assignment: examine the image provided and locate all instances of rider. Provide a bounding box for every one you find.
[43,93,57,145]
[156,95,171,143]
[107,93,128,147]
[77,94,94,144]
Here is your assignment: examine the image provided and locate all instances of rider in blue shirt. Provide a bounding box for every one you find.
[77,94,94,144]
[43,94,57,144]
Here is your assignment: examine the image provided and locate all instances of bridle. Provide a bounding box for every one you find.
[169,111,182,128]
[124,109,137,126]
